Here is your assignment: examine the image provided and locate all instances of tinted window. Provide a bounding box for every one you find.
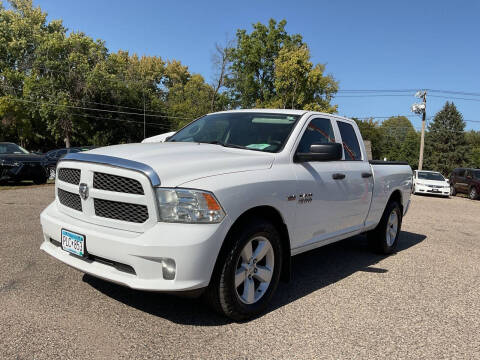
[297,118,335,153]
[0,143,29,154]
[337,121,362,160]
[457,169,465,177]
[474,170,480,179]
[57,149,68,157]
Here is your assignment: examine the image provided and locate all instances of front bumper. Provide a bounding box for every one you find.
[40,201,232,292]
[414,185,449,196]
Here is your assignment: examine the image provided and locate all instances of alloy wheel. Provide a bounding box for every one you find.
[385,210,399,247]
[235,236,274,305]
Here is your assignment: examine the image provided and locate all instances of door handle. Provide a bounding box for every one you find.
[362,172,372,178]
[332,173,346,180]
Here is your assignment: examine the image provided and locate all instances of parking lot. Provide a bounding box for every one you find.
[0,185,479,359]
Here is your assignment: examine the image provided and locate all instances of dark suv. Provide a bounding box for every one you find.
[449,168,480,200]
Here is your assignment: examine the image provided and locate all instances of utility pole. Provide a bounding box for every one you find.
[143,92,146,140]
[412,90,427,170]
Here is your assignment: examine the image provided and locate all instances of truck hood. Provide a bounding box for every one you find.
[86,142,275,187]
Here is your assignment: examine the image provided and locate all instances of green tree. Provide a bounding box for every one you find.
[465,130,480,168]
[227,19,337,111]
[271,45,337,112]
[424,102,470,175]
[353,118,385,160]
[380,116,419,167]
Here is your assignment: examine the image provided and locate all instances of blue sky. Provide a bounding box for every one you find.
[33,0,480,130]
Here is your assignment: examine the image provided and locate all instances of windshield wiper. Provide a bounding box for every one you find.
[199,141,249,150]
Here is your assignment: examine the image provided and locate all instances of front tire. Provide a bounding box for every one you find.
[450,185,456,196]
[469,187,478,200]
[206,218,282,321]
[33,175,47,185]
[368,201,402,254]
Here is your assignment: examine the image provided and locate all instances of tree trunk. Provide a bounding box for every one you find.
[64,134,70,148]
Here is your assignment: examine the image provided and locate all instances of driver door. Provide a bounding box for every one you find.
[290,117,347,250]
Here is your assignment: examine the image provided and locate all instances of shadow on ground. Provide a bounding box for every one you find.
[83,230,426,326]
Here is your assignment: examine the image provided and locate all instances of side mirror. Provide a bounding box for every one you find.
[295,143,343,162]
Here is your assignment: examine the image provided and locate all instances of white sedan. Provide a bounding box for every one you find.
[413,170,450,197]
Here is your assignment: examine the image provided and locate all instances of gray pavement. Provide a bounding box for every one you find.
[0,185,479,359]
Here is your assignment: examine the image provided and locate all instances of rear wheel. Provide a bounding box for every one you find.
[368,201,402,254]
[206,218,282,321]
[469,187,478,200]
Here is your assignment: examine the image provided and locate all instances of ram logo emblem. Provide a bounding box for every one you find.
[79,183,89,200]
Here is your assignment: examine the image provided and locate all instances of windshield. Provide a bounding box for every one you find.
[168,112,301,152]
[418,171,445,181]
[0,143,29,155]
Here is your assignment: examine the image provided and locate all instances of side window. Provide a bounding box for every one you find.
[337,121,362,160]
[297,118,335,153]
[458,169,465,177]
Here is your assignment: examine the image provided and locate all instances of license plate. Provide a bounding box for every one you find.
[61,229,86,257]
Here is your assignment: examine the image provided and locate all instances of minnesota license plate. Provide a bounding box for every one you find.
[61,229,85,257]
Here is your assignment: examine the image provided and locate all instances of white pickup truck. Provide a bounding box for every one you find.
[40,109,412,320]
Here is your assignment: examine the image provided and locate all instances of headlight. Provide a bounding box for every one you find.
[155,188,225,223]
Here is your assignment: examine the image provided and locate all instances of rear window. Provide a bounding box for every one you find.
[337,121,362,160]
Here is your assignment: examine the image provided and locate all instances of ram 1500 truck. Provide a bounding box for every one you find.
[40,109,412,320]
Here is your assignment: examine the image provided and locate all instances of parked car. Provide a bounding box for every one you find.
[0,142,48,184]
[44,147,95,179]
[449,168,480,200]
[40,110,412,320]
[412,170,450,197]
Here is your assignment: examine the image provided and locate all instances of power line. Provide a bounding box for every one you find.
[428,94,480,102]
[429,89,480,97]
[0,84,186,118]
[73,113,173,129]
[3,96,192,120]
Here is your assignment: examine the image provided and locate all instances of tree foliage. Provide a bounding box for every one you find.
[353,118,384,160]
[424,102,470,175]
[226,19,338,111]
[379,116,420,167]
[0,0,219,149]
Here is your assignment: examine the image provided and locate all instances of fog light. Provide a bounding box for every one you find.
[161,258,176,280]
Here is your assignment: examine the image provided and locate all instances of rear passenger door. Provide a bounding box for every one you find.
[335,120,374,232]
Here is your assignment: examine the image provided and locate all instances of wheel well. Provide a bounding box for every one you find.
[211,206,292,285]
[388,190,403,213]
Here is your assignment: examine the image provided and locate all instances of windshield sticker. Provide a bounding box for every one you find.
[246,144,271,150]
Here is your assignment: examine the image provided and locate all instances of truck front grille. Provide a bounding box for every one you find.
[94,198,148,223]
[58,188,82,211]
[58,168,81,185]
[93,172,144,195]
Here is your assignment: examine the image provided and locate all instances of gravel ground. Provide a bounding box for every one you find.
[0,186,479,359]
